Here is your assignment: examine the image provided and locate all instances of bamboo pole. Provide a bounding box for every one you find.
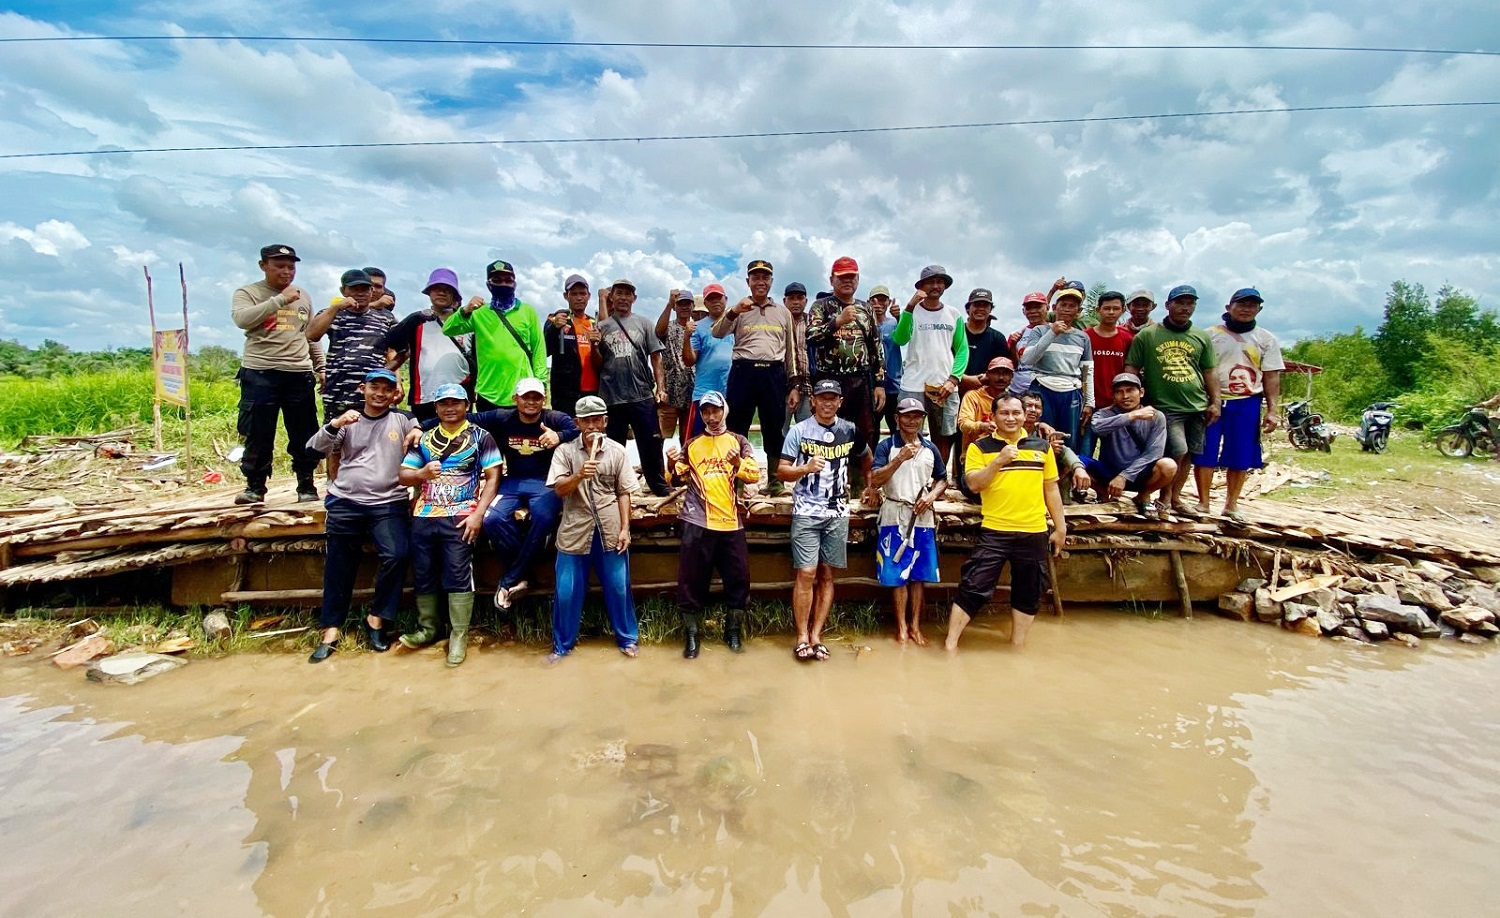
[179,263,193,475]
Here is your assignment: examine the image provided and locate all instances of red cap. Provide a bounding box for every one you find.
[702,283,727,298]
[1022,291,1049,306]
[831,256,859,276]
[986,356,1015,372]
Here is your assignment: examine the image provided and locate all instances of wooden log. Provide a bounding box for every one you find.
[1046,554,1064,617]
[1169,550,1192,619]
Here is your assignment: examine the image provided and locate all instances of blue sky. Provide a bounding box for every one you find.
[1,1,1497,352]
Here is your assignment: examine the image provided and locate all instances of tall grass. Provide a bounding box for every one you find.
[0,367,240,450]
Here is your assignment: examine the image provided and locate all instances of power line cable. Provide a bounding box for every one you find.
[0,35,1497,56]
[1,101,1494,161]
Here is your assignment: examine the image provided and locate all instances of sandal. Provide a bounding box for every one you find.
[793,641,815,661]
[1222,509,1249,528]
[620,643,638,658]
[494,583,511,610]
[812,643,831,661]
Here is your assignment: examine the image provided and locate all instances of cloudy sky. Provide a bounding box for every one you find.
[1,2,1497,351]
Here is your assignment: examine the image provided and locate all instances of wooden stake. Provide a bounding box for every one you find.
[1169,549,1192,618]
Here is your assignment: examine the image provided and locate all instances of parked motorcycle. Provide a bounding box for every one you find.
[1285,400,1336,452]
[1434,407,1497,459]
[1354,402,1397,453]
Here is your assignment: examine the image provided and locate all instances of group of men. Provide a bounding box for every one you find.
[231,242,1284,658]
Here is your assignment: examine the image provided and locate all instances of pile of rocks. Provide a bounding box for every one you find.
[1218,559,1500,647]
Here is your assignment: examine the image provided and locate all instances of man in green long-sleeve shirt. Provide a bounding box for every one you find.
[890,264,968,467]
[443,259,547,409]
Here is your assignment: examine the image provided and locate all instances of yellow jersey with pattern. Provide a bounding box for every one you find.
[674,431,761,531]
[964,432,1057,533]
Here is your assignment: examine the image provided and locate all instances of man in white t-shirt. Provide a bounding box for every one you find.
[891,265,968,469]
[1192,288,1284,526]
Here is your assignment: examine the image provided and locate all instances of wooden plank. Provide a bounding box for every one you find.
[1267,573,1343,603]
[1169,550,1192,619]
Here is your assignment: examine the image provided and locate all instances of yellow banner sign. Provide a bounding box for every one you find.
[153,328,190,407]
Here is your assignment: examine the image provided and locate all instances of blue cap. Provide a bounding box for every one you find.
[363,368,399,385]
[432,383,468,402]
[1230,287,1263,303]
[812,379,843,397]
[699,391,727,409]
[1167,284,1198,301]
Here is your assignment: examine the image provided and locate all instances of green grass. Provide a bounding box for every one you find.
[8,596,890,659]
[1260,428,1469,503]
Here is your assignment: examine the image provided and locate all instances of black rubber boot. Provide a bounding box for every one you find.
[682,613,700,659]
[296,474,319,502]
[725,612,744,654]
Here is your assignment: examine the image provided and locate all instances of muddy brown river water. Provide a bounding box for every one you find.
[2,613,1498,917]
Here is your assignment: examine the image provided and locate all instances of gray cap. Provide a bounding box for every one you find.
[896,396,926,414]
[917,265,953,289]
[574,395,608,418]
[1126,288,1155,304]
[1112,372,1143,389]
[675,288,695,303]
[563,273,589,291]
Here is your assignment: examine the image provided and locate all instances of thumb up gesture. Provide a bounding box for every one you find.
[538,422,560,449]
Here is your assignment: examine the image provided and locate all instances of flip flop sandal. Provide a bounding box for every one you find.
[794,642,815,661]
[494,583,511,610]
[812,643,832,661]
[1222,510,1249,527]
[620,643,638,658]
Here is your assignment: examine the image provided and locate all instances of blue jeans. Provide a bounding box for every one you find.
[320,496,410,628]
[551,533,639,656]
[483,477,562,589]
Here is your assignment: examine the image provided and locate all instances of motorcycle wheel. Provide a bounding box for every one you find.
[1319,438,1332,453]
[1435,430,1474,458]
[1289,428,1309,450]
[1476,436,1496,460]
[1370,429,1389,453]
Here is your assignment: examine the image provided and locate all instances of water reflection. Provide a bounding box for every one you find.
[2,613,1496,916]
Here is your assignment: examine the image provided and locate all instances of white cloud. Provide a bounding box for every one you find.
[0,220,92,257]
[0,1,1497,350]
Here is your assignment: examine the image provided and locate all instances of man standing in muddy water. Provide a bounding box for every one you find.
[230,244,322,505]
[668,390,760,659]
[780,379,871,662]
[946,394,1067,651]
[546,395,641,661]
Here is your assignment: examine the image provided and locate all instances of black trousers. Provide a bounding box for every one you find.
[320,497,411,628]
[954,530,1048,616]
[237,367,319,489]
[550,384,597,418]
[606,397,668,494]
[816,372,877,451]
[726,360,787,471]
[677,522,751,625]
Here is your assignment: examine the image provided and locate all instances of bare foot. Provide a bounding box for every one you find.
[896,630,909,645]
[911,630,929,647]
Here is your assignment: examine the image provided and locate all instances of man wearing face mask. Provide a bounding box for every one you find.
[443,259,548,410]
[379,267,475,422]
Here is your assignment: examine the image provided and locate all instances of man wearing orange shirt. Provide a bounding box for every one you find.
[544,274,598,415]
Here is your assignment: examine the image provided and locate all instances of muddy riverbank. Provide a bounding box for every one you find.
[3,612,1498,916]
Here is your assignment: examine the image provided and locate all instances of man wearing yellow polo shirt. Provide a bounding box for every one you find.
[945,393,1067,651]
